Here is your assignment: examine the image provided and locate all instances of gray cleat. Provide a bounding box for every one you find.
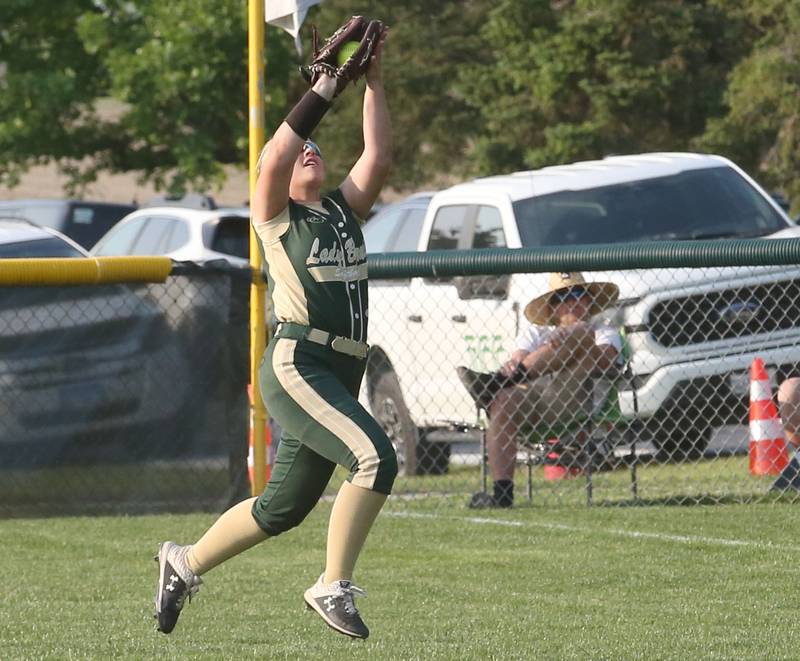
[304,574,369,639]
[153,541,202,634]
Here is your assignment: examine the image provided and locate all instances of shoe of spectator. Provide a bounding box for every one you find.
[154,541,202,634]
[468,491,512,509]
[304,574,370,639]
[456,367,504,409]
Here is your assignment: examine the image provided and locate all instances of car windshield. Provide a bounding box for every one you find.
[0,237,84,258]
[211,216,249,259]
[513,166,788,247]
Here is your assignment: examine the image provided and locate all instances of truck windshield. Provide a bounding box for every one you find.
[513,166,788,247]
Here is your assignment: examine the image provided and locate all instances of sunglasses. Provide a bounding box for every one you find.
[551,287,588,304]
[303,140,322,158]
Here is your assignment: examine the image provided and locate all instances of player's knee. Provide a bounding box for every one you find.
[380,445,398,486]
[353,438,397,495]
[251,495,314,537]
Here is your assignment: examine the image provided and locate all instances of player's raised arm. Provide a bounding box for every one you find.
[340,24,392,219]
[252,74,337,222]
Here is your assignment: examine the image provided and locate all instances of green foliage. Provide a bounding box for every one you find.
[459,0,752,176]
[0,0,798,210]
[0,0,291,195]
[695,1,800,214]
[304,0,492,191]
[0,1,106,188]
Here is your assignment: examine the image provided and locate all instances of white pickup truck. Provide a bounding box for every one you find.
[362,153,800,474]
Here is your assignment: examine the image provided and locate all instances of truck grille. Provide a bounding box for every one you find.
[647,279,800,347]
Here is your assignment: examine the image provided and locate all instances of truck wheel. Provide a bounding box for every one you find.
[370,370,418,476]
[416,431,452,475]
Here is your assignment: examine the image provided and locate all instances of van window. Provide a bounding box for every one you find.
[363,206,407,253]
[472,206,505,249]
[164,219,190,252]
[72,207,95,224]
[130,216,175,255]
[428,205,472,250]
[393,207,426,252]
[94,217,149,255]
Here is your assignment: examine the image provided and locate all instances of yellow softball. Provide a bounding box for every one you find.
[337,42,359,67]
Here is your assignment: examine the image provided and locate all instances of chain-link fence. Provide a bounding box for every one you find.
[0,262,251,517]
[367,244,800,509]
[3,248,800,517]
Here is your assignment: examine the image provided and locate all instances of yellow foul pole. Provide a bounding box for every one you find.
[248,0,268,495]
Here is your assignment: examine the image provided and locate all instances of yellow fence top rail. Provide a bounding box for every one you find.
[0,256,173,286]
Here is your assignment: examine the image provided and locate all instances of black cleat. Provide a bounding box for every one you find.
[468,491,513,509]
[457,366,526,410]
[304,574,369,639]
[154,541,202,634]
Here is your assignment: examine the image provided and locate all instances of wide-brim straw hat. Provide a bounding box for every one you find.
[524,272,620,325]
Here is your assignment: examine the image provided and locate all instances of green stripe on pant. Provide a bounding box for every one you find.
[252,336,397,536]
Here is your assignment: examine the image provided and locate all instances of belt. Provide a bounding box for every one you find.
[275,322,369,359]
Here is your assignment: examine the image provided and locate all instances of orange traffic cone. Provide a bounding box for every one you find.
[247,384,272,488]
[543,437,582,481]
[749,358,790,476]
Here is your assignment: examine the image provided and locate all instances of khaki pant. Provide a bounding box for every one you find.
[507,365,593,427]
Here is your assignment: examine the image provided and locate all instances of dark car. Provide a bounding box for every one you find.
[91,198,253,485]
[89,198,252,434]
[0,218,187,467]
[0,199,137,250]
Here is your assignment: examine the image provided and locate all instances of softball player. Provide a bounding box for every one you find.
[154,24,394,640]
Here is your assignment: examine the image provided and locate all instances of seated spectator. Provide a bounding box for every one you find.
[772,377,800,491]
[778,378,800,450]
[457,272,621,508]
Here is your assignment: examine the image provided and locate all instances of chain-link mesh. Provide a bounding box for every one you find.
[2,261,800,517]
[365,266,800,508]
[0,262,251,517]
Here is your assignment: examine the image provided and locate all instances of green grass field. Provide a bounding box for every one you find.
[2,497,799,660]
[2,453,792,516]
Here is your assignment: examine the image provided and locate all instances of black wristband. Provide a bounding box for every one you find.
[285,90,331,140]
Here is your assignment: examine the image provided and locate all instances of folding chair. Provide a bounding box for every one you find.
[470,330,641,506]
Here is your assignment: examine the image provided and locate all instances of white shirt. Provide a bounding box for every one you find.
[515,323,622,355]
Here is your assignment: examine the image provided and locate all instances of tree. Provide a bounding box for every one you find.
[695,1,800,214]
[297,0,493,192]
[0,0,489,197]
[458,0,752,177]
[0,0,291,195]
[2,0,796,210]
[0,1,106,190]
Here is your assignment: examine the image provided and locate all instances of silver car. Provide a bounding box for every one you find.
[90,203,250,266]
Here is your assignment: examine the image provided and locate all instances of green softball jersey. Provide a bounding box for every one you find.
[252,189,369,342]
